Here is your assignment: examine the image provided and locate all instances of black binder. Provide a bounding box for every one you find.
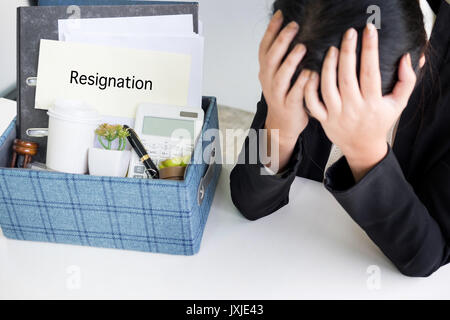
[17,4,199,163]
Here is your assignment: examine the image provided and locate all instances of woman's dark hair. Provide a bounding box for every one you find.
[273,0,428,95]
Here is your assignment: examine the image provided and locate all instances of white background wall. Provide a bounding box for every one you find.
[0,0,273,112]
[198,0,272,112]
[0,0,30,97]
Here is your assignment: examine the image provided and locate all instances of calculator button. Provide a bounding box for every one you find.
[161,150,170,158]
[134,166,145,174]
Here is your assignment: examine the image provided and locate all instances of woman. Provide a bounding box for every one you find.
[230,0,450,277]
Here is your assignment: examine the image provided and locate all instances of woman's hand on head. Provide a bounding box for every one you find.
[304,24,418,182]
[259,10,311,172]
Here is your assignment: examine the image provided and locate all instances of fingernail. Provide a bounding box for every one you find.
[302,69,311,79]
[310,72,318,80]
[367,23,376,37]
[288,21,299,31]
[328,46,337,58]
[406,53,412,68]
[274,10,283,21]
[346,28,356,40]
[297,43,306,54]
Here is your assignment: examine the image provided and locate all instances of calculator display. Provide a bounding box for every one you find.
[142,116,195,138]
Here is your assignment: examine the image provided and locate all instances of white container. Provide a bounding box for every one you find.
[88,148,131,177]
[46,100,101,174]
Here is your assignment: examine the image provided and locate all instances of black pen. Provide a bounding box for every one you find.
[123,125,160,179]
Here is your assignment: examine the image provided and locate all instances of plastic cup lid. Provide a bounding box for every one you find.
[48,100,101,124]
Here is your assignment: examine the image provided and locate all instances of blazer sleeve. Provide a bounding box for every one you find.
[230,96,303,221]
[325,146,450,277]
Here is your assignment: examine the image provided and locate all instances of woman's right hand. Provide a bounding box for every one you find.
[259,10,311,173]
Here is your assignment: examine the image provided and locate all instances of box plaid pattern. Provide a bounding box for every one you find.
[0,97,221,255]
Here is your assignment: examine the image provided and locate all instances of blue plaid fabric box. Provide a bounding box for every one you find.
[0,96,221,255]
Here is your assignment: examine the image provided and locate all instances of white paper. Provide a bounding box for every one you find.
[0,98,16,135]
[63,32,204,109]
[58,14,195,41]
[199,20,204,36]
[35,40,192,119]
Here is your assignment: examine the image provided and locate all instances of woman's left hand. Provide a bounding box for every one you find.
[304,23,418,182]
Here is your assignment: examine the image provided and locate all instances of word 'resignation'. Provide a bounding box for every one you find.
[70,70,153,91]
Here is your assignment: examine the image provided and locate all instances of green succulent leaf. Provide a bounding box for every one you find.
[95,123,130,150]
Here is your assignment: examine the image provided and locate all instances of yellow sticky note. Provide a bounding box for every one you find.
[35,39,191,118]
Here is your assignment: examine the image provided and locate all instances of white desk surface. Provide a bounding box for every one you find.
[1,167,449,300]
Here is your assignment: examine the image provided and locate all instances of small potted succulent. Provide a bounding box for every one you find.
[88,124,131,177]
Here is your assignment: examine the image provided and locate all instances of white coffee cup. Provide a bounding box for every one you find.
[46,100,101,174]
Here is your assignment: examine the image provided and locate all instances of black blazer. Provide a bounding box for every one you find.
[230,0,450,277]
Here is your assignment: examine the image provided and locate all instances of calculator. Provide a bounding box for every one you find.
[128,104,204,178]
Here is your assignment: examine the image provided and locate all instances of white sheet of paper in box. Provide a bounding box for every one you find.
[0,98,16,135]
[63,32,204,109]
[35,40,192,119]
[58,14,195,41]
